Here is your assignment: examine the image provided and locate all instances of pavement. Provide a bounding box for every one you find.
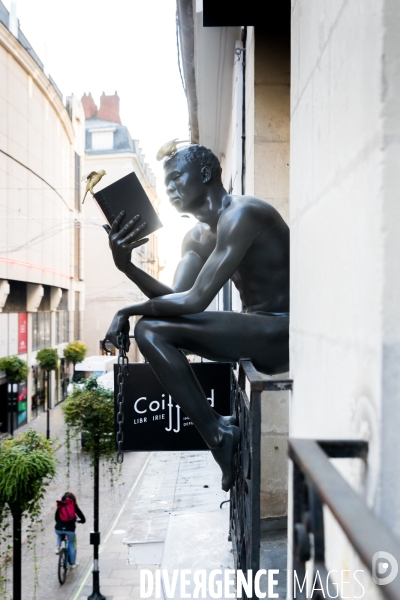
[123,450,233,600]
[1,404,287,600]
[1,405,152,600]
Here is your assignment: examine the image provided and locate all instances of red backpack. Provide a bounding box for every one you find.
[57,498,76,522]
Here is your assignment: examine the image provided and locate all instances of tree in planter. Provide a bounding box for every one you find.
[0,356,28,436]
[62,377,115,600]
[0,429,57,600]
[63,341,87,383]
[36,348,59,440]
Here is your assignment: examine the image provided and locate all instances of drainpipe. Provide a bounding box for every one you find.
[241,26,247,195]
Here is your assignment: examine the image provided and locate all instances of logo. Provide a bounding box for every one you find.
[372,551,398,586]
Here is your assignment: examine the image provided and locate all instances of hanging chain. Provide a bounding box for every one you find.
[116,332,129,464]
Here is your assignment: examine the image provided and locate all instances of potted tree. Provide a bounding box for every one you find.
[63,341,87,383]
[0,429,57,600]
[62,377,114,600]
[36,348,59,439]
[0,356,28,436]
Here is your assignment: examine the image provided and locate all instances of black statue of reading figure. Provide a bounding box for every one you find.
[104,145,289,491]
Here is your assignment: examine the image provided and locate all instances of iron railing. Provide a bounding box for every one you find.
[289,439,400,600]
[230,359,292,599]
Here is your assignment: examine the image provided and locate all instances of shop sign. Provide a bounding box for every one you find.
[115,362,232,452]
[17,382,27,426]
[18,313,27,354]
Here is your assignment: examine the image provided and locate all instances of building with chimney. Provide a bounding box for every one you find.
[0,0,85,431]
[81,91,160,360]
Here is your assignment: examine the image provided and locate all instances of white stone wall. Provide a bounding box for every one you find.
[254,31,290,223]
[218,26,290,518]
[0,23,84,419]
[290,0,400,594]
[0,28,80,288]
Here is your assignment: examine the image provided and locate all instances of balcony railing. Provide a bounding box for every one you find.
[289,439,400,600]
[230,359,292,599]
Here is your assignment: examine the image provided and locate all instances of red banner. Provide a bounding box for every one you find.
[18,313,27,354]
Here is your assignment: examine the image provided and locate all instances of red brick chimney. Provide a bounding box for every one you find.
[81,92,98,118]
[97,91,121,125]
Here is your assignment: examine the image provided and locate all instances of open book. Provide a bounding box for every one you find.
[93,171,162,237]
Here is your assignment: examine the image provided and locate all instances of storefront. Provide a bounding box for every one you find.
[55,358,69,405]
[31,363,46,417]
[0,312,28,432]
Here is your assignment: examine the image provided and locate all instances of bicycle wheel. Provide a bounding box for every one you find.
[58,548,67,584]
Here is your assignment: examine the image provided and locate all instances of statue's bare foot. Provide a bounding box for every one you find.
[210,425,240,492]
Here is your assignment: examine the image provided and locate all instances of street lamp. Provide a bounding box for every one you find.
[88,434,105,600]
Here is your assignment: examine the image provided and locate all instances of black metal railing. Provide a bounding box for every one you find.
[289,439,400,600]
[230,360,292,598]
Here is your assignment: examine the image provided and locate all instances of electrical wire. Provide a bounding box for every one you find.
[0,148,72,211]
[176,7,186,94]
[0,217,109,254]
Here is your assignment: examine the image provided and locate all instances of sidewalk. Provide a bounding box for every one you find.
[123,450,233,599]
[2,405,151,600]
[2,407,233,600]
[3,406,286,599]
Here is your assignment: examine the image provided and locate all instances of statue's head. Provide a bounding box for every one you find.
[163,144,222,213]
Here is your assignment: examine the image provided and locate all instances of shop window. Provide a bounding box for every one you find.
[56,311,69,345]
[55,358,69,405]
[32,311,51,350]
[31,364,45,415]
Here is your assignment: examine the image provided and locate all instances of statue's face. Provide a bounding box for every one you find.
[163,151,205,213]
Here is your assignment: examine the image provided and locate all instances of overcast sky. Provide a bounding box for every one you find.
[4,0,194,281]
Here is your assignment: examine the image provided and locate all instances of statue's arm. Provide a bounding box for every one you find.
[106,206,259,345]
[124,248,204,297]
[105,212,204,298]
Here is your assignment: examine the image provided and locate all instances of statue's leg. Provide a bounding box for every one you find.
[134,311,288,490]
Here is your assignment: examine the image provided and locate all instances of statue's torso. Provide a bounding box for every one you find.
[188,196,290,313]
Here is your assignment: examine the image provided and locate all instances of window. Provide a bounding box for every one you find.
[56,311,68,345]
[74,222,81,280]
[31,364,45,414]
[32,312,51,350]
[74,292,80,340]
[75,152,81,210]
[91,130,114,150]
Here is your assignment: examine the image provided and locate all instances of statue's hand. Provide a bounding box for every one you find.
[103,211,149,272]
[105,310,131,350]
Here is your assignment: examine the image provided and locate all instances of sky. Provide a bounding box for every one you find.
[3,0,195,282]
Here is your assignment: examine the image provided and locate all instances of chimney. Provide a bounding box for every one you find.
[98,91,121,125]
[81,93,98,118]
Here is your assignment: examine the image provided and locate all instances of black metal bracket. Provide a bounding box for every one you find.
[90,531,100,546]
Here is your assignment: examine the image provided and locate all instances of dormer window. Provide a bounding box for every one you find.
[90,128,115,150]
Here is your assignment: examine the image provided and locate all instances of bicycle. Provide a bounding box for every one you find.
[57,532,79,584]
[57,533,69,584]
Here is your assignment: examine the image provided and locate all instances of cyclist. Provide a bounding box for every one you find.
[55,492,86,568]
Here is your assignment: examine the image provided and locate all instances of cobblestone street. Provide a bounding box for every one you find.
[1,404,151,600]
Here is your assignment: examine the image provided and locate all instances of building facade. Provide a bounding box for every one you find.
[177,1,400,596]
[177,0,291,521]
[0,1,85,430]
[81,92,160,361]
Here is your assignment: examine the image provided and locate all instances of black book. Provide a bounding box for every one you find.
[93,171,162,237]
